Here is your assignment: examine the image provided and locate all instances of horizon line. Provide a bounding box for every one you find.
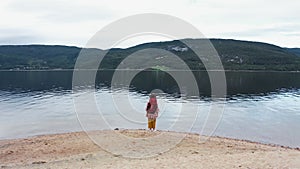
[0,38,299,50]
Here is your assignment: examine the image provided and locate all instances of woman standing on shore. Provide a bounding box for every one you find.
[146,94,159,131]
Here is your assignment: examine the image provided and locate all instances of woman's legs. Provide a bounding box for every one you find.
[153,119,156,130]
[148,119,156,131]
[148,119,152,129]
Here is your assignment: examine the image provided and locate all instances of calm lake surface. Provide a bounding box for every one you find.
[0,70,300,148]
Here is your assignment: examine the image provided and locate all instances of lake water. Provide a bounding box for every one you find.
[0,70,300,148]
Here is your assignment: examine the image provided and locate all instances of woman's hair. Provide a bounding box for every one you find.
[146,102,151,111]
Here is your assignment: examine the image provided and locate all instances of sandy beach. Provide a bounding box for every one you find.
[0,129,300,169]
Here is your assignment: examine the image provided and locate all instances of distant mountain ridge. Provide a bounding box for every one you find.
[0,45,81,69]
[0,39,300,71]
[286,48,300,57]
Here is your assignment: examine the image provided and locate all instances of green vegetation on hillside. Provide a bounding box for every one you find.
[0,39,300,71]
[0,45,81,69]
[286,48,300,57]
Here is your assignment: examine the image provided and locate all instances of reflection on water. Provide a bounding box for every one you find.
[0,70,300,148]
[1,70,300,97]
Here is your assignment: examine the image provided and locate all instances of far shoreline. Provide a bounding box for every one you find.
[0,69,300,73]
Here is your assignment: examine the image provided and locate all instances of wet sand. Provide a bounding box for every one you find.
[0,129,300,169]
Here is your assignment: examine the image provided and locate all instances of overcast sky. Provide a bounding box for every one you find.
[0,0,299,48]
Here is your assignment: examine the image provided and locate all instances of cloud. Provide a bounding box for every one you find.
[0,0,299,47]
[220,23,300,37]
[6,0,115,23]
[0,28,42,45]
[0,35,40,45]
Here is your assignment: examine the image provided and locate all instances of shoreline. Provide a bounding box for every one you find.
[1,129,299,150]
[2,130,300,150]
[1,129,300,168]
[0,69,300,73]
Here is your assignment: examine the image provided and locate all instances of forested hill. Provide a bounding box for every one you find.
[0,39,300,71]
[286,48,300,57]
[0,45,81,69]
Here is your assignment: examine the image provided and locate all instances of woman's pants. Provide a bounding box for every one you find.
[148,118,156,129]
